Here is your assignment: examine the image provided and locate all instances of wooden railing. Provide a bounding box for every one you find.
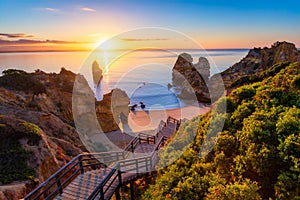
[138,132,156,144]
[25,116,180,200]
[167,116,181,130]
[119,136,168,174]
[24,152,124,200]
[86,136,168,200]
[123,132,157,154]
[87,162,122,200]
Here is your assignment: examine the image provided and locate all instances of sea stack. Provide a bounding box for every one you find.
[172,53,211,103]
[92,61,103,86]
[95,88,130,133]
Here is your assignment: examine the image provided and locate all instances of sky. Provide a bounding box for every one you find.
[0,0,299,51]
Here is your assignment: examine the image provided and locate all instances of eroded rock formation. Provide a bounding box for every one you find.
[92,61,103,86]
[0,67,129,199]
[95,88,130,133]
[217,41,300,88]
[172,53,211,103]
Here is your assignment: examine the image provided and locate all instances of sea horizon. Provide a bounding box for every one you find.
[0,48,247,110]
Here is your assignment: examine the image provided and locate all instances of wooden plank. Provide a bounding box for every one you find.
[51,117,180,200]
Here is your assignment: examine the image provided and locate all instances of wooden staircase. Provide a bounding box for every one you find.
[24,116,181,200]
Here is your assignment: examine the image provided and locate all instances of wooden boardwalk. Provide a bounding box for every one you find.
[25,116,181,200]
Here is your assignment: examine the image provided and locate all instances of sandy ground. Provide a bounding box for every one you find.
[126,104,211,133]
[93,104,211,150]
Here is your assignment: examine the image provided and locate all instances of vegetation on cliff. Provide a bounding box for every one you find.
[143,62,300,199]
[0,69,46,95]
[0,117,41,184]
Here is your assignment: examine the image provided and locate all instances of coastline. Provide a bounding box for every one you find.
[127,104,211,133]
[100,104,211,149]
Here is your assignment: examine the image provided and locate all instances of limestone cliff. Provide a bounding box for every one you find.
[172,53,211,103]
[174,42,300,103]
[0,68,87,199]
[218,41,300,88]
[0,116,62,199]
[0,67,129,199]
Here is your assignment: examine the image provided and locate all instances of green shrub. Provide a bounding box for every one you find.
[0,122,38,184]
[142,62,300,200]
[0,69,46,94]
[230,74,261,88]
[231,85,256,104]
[261,62,291,78]
[21,122,41,146]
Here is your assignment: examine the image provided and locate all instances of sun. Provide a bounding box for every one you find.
[93,37,121,51]
[93,37,109,48]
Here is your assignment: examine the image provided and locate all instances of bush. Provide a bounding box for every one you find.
[230,74,261,88]
[0,69,46,94]
[142,62,300,200]
[261,62,291,78]
[0,121,39,184]
[231,85,256,104]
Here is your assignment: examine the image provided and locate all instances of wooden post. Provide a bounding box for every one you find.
[100,185,104,200]
[115,187,121,200]
[116,164,122,200]
[79,156,84,174]
[118,163,122,185]
[56,175,63,194]
[135,159,139,175]
[131,141,134,152]
[130,181,134,200]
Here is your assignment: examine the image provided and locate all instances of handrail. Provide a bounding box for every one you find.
[25,154,82,200]
[25,116,180,200]
[119,136,168,174]
[24,152,124,200]
[87,163,121,200]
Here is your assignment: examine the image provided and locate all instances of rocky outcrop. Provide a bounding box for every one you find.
[0,69,85,199]
[174,42,300,102]
[95,89,130,133]
[172,53,211,103]
[218,41,300,88]
[0,115,62,199]
[92,61,103,86]
[0,66,129,199]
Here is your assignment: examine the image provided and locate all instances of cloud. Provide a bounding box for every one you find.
[0,33,34,38]
[121,38,169,42]
[45,7,60,12]
[81,7,95,12]
[0,39,81,45]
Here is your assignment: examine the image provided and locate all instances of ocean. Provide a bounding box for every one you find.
[0,49,248,110]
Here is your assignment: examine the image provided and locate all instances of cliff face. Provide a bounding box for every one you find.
[219,41,300,87]
[0,67,128,199]
[0,116,62,199]
[0,69,84,199]
[174,42,300,102]
[172,53,211,103]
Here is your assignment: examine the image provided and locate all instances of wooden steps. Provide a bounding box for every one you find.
[26,116,181,200]
[54,169,107,200]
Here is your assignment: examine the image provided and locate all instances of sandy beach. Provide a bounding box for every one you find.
[126,104,211,133]
[97,104,211,149]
